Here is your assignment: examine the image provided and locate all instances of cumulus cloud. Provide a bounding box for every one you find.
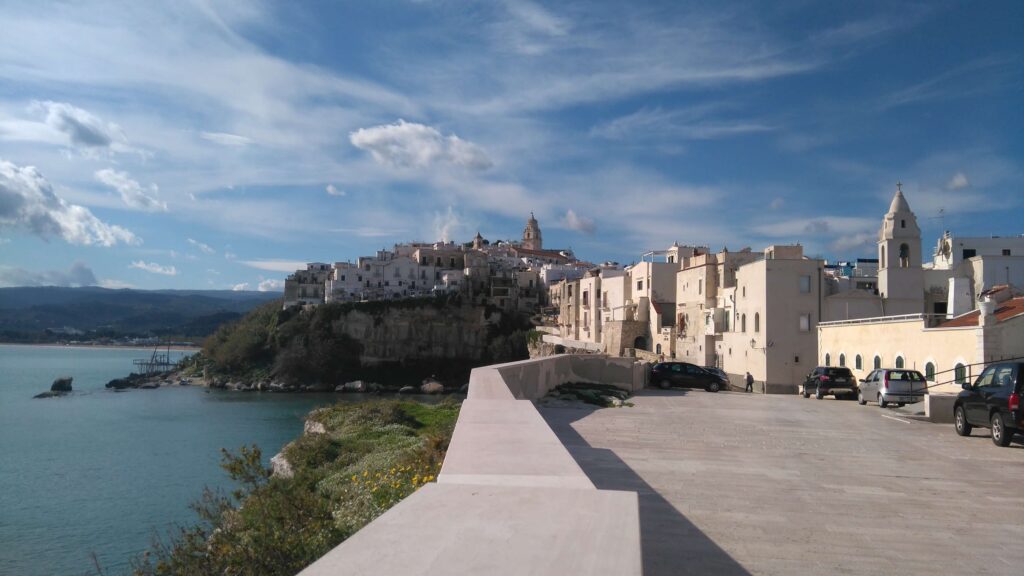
[0,261,97,287]
[200,131,253,146]
[258,278,284,292]
[433,206,461,242]
[95,169,168,212]
[947,172,969,190]
[350,120,492,170]
[0,159,138,246]
[326,184,346,196]
[30,100,122,148]
[563,209,596,234]
[831,232,877,253]
[130,260,177,275]
[232,282,250,291]
[187,237,215,254]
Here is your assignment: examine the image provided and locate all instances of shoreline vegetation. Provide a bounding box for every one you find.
[128,399,461,576]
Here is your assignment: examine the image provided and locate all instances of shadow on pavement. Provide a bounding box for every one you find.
[538,403,751,576]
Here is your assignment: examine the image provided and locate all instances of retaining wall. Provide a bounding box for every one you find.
[299,355,644,576]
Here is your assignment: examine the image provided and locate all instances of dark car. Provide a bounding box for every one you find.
[801,366,856,399]
[703,366,728,382]
[650,362,725,392]
[954,361,1022,447]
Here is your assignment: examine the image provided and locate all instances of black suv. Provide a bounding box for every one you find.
[801,366,856,399]
[650,362,725,393]
[954,361,1022,447]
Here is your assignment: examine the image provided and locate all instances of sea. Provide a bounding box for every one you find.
[0,344,373,576]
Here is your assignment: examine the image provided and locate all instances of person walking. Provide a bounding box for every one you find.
[745,371,754,393]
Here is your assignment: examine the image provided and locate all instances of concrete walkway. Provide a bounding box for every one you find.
[539,389,1024,576]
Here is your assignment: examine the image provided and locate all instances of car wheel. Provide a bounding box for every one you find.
[991,413,1013,447]
[954,405,972,436]
[897,403,905,407]
[802,387,810,399]
[658,379,670,390]
[706,381,721,393]
[857,391,867,405]
[878,394,888,408]
[815,387,823,400]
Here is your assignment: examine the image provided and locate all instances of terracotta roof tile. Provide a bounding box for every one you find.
[938,296,1024,328]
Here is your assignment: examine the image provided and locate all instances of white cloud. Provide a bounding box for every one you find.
[326,184,345,196]
[769,197,785,210]
[257,278,284,292]
[563,209,596,234]
[29,100,125,149]
[200,131,253,146]
[947,172,969,190]
[130,260,177,275]
[224,251,238,260]
[187,237,215,254]
[754,216,877,238]
[95,169,167,212]
[350,120,492,170]
[432,206,461,242]
[232,282,250,291]
[240,259,306,272]
[591,106,773,141]
[0,159,138,246]
[831,232,877,253]
[0,261,97,287]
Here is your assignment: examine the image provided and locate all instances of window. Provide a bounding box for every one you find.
[1003,249,1011,256]
[880,246,885,268]
[873,355,881,370]
[895,356,904,369]
[900,219,906,228]
[962,248,976,259]
[637,280,643,291]
[656,344,662,354]
[742,286,746,297]
[925,362,935,381]
[839,353,846,367]
[855,354,862,370]
[741,314,746,332]
[340,275,346,281]
[800,275,811,293]
[825,353,831,366]
[582,291,589,306]
[698,279,702,295]
[899,243,910,267]
[799,313,810,332]
[954,363,966,384]
[754,313,760,333]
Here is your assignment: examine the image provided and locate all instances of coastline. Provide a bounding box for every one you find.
[0,342,200,352]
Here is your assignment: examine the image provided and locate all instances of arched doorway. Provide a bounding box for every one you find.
[633,336,647,350]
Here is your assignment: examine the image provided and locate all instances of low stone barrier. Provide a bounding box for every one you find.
[299,355,644,576]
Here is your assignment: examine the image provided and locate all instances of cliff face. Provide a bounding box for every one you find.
[336,306,491,364]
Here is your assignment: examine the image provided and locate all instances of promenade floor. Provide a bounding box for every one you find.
[538,389,1024,576]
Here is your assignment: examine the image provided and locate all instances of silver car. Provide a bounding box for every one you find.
[857,368,927,407]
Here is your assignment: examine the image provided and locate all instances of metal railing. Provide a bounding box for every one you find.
[925,355,1024,390]
[818,313,947,327]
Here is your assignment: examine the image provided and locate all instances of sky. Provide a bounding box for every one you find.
[0,1,1021,291]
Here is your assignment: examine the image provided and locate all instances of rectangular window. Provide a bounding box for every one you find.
[637,280,643,291]
[799,314,810,332]
[698,279,702,295]
[962,248,976,259]
[1003,249,1011,256]
[582,291,589,306]
[340,275,346,281]
[799,275,811,293]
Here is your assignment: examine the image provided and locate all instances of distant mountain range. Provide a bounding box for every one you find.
[0,286,280,340]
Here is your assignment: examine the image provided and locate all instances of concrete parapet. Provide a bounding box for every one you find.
[299,354,644,576]
[925,393,957,423]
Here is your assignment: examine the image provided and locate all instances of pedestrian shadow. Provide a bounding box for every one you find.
[538,404,751,576]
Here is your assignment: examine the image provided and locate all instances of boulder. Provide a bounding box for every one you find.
[33,390,64,399]
[341,380,368,393]
[270,453,294,479]
[50,377,73,392]
[304,420,326,435]
[138,381,160,389]
[421,381,444,394]
[398,386,416,394]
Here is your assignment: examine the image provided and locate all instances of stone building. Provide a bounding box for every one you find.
[522,212,542,250]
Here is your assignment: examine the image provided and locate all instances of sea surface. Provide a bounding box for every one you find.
[0,345,374,576]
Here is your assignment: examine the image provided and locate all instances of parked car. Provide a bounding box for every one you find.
[857,368,927,407]
[801,366,856,399]
[650,362,725,392]
[703,366,728,382]
[953,361,1023,447]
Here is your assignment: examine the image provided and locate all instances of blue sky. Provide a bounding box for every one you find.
[0,1,1021,290]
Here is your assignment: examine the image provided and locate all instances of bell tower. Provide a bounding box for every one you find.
[877,183,924,314]
[522,212,542,250]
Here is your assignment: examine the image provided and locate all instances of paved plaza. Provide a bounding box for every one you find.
[538,390,1024,576]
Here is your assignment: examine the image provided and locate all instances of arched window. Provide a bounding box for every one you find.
[855,354,862,370]
[899,243,910,267]
[656,343,662,355]
[825,353,831,366]
[839,353,846,367]
[741,314,747,332]
[925,362,935,381]
[895,356,905,369]
[754,313,760,333]
[873,355,881,369]
[955,363,966,384]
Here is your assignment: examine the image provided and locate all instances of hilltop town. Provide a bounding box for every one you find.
[284,186,1024,393]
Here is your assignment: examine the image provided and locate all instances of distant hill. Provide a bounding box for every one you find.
[0,286,280,341]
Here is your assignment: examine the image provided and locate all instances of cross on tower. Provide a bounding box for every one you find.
[896,181,902,193]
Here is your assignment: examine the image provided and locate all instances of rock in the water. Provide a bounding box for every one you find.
[339,380,367,393]
[420,381,444,394]
[270,453,294,479]
[398,385,416,394]
[51,377,73,392]
[138,381,160,389]
[33,390,64,399]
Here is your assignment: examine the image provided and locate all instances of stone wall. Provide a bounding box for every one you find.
[337,306,491,364]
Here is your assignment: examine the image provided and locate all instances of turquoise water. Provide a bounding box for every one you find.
[0,345,361,575]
